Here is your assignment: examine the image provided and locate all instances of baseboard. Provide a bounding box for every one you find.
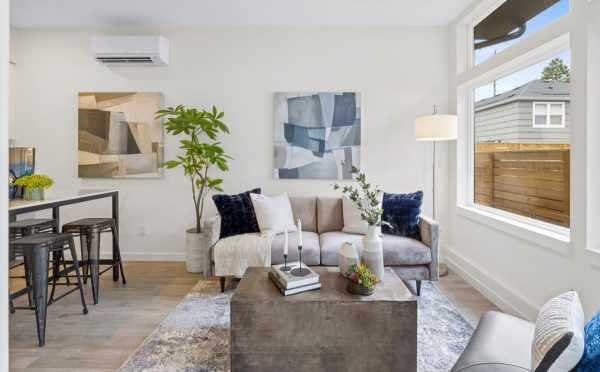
[445,247,539,321]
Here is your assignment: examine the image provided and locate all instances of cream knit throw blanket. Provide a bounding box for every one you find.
[213,231,274,278]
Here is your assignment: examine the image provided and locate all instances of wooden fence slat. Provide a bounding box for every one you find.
[474,145,570,227]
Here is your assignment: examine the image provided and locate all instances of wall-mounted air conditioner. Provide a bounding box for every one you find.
[91,35,170,66]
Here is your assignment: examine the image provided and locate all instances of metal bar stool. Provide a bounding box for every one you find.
[62,218,126,304]
[10,233,88,347]
[9,218,59,313]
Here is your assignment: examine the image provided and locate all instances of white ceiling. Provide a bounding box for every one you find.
[11,0,474,28]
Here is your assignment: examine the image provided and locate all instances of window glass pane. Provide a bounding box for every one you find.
[550,103,563,114]
[473,51,571,227]
[536,115,548,125]
[535,103,548,114]
[550,115,563,125]
[474,0,569,65]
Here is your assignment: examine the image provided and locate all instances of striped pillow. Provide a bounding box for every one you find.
[532,291,585,372]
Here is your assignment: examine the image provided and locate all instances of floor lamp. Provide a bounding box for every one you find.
[415,107,457,277]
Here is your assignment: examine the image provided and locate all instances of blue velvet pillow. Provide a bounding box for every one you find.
[212,188,261,239]
[576,310,600,372]
[382,191,423,239]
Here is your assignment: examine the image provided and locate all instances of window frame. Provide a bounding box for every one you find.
[455,4,572,248]
[532,101,566,128]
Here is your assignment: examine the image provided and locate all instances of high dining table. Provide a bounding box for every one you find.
[9,189,122,305]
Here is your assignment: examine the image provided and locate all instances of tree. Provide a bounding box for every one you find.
[156,105,232,233]
[541,58,570,83]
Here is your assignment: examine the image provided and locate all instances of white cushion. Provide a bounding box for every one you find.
[250,193,297,234]
[532,291,585,372]
[341,196,368,235]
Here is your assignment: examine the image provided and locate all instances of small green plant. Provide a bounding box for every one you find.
[14,174,54,189]
[156,105,232,233]
[333,166,389,227]
[347,263,379,290]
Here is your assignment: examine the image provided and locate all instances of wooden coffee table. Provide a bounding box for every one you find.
[230,267,417,372]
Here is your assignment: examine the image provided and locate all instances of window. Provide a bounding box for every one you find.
[533,102,566,128]
[457,0,574,237]
[472,51,571,228]
[474,0,570,65]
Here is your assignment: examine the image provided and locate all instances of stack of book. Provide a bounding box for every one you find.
[269,261,321,296]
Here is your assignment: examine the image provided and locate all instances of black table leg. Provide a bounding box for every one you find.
[89,227,101,305]
[25,245,49,347]
[112,193,120,282]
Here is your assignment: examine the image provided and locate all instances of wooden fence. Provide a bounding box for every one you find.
[474,144,570,227]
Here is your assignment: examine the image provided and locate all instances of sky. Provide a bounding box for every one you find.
[474,0,570,101]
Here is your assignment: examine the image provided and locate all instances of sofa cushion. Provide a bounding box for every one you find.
[289,196,317,233]
[451,311,535,372]
[576,310,600,372]
[250,192,297,234]
[532,291,585,372]
[271,231,320,266]
[382,191,423,239]
[319,232,431,266]
[317,197,343,233]
[212,188,261,239]
[382,234,431,266]
[319,231,363,266]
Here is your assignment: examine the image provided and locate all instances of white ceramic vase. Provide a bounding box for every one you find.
[361,225,385,282]
[185,228,211,275]
[339,241,360,277]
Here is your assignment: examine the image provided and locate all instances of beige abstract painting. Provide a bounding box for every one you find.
[78,92,164,178]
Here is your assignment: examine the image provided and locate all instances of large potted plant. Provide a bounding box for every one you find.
[334,166,388,282]
[157,105,232,273]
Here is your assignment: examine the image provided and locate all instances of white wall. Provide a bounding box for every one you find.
[11,27,449,260]
[446,0,600,320]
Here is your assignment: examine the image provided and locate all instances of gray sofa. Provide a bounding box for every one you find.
[206,196,439,294]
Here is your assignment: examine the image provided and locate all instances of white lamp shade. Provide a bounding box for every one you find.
[415,114,458,141]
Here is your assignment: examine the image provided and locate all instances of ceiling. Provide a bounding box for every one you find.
[11,0,474,28]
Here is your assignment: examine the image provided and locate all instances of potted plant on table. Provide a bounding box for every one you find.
[14,174,54,201]
[334,166,388,282]
[346,263,379,296]
[156,105,232,274]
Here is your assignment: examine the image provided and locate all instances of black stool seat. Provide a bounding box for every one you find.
[11,233,75,247]
[10,218,56,231]
[62,218,113,231]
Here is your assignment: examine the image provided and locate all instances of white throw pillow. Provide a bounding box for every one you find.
[250,193,297,234]
[532,291,585,372]
[342,196,369,235]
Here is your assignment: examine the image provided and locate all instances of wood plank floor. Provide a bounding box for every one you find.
[9,262,497,371]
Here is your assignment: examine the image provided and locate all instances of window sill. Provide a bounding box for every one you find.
[456,204,571,255]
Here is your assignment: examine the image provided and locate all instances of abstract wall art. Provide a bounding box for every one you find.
[77,92,164,178]
[274,92,361,180]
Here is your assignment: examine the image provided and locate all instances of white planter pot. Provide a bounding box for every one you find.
[339,241,360,277]
[185,228,211,274]
[361,225,385,282]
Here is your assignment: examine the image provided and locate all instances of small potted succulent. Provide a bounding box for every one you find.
[346,263,379,296]
[14,174,54,201]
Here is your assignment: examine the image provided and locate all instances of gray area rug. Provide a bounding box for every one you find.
[119,279,474,372]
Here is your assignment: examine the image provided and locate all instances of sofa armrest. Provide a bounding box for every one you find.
[419,215,439,281]
[204,215,221,276]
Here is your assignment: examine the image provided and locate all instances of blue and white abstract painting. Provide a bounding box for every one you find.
[274,92,361,179]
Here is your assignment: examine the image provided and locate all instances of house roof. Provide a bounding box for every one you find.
[475,79,570,111]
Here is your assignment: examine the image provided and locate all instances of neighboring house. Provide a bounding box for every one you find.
[475,79,570,144]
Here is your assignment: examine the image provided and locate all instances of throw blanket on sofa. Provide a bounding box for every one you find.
[213,231,274,278]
